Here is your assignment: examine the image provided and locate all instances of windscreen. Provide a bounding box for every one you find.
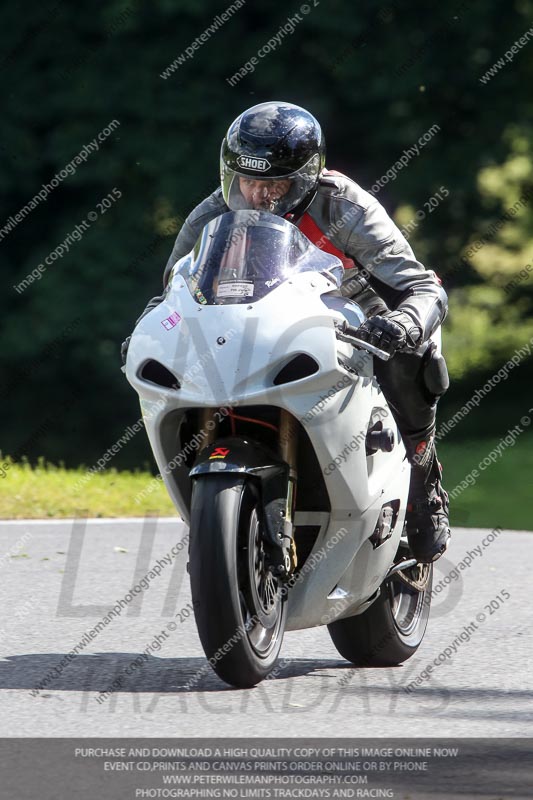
[178,210,343,305]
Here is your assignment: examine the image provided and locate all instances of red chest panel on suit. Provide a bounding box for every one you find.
[296,212,355,271]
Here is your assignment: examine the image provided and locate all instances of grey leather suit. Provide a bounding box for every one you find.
[136,171,450,467]
[141,172,447,338]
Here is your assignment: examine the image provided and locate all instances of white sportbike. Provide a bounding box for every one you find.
[126,210,432,688]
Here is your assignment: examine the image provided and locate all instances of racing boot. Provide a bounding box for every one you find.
[405,437,450,563]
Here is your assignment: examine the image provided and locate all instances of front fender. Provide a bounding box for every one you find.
[190,437,290,551]
[190,437,283,478]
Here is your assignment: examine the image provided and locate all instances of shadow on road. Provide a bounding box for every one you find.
[3,653,533,726]
[0,653,351,693]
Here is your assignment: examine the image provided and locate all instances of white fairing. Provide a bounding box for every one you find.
[126,213,410,632]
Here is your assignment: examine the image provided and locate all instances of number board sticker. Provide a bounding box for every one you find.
[216,281,254,298]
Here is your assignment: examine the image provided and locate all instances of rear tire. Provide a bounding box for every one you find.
[189,474,286,688]
[328,562,432,666]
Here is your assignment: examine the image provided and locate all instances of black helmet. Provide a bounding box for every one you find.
[220,101,325,217]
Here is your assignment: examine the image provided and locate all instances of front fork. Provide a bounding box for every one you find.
[199,407,299,577]
[279,409,298,573]
[200,407,217,446]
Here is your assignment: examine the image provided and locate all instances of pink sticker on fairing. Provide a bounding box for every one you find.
[161,311,181,330]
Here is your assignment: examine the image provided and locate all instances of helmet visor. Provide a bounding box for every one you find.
[221,154,321,215]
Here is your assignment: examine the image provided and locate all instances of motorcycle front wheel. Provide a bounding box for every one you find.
[189,474,286,688]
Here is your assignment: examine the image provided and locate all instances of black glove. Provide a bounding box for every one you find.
[121,335,131,365]
[354,311,422,356]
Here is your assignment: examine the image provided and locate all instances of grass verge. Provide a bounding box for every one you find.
[439,434,532,530]
[0,435,530,528]
[0,458,175,519]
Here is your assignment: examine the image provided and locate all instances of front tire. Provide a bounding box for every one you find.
[328,561,432,666]
[189,474,286,688]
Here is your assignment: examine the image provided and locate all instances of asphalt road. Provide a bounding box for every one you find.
[0,518,531,737]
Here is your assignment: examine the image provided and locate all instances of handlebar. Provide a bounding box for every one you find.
[335,321,392,362]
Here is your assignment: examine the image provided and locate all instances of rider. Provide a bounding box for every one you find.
[125,101,451,564]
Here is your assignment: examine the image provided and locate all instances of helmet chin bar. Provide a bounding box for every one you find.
[263,179,317,217]
[284,187,318,224]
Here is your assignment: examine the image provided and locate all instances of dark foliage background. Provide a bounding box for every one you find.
[1,0,532,469]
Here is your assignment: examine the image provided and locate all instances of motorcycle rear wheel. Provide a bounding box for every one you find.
[327,560,432,666]
[189,474,286,688]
